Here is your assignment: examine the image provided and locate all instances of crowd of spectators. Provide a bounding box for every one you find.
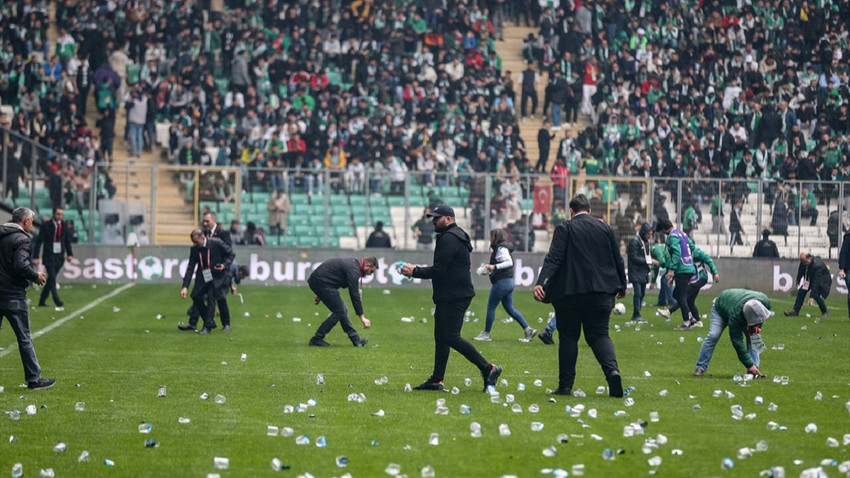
[1,0,849,248]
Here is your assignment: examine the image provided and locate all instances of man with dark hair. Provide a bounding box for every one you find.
[839,229,850,318]
[534,194,627,397]
[365,221,392,248]
[656,218,698,331]
[400,204,503,392]
[784,252,831,317]
[307,257,377,347]
[752,230,779,258]
[33,208,73,310]
[0,207,54,390]
[179,229,235,334]
[627,222,655,323]
[182,211,234,330]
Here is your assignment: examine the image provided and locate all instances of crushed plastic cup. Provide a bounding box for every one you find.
[450,386,460,395]
[271,458,283,471]
[335,456,349,467]
[648,456,663,467]
[464,378,472,387]
[158,385,167,397]
[624,397,635,407]
[75,402,85,411]
[54,442,67,453]
[200,392,210,400]
[659,389,669,397]
[602,448,616,460]
[844,433,850,445]
[316,374,325,385]
[178,417,191,424]
[429,433,439,446]
[385,463,401,475]
[499,424,511,436]
[404,383,412,392]
[77,450,90,462]
[280,427,294,437]
[434,406,448,415]
[531,422,544,432]
[470,422,482,438]
[11,464,22,478]
[421,465,435,477]
[737,447,753,459]
[459,404,471,414]
[571,464,585,476]
[542,446,558,457]
[213,457,229,470]
[214,394,226,404]
[240,353,247,362]
[649,411,659,422]
[489,392,501,403]
[267,425,279,436]
[373,409,386,417]
[144,439,158,448]
[826,437,839,448]
[529,403,540,413]
[805,423,818,433]
[533,379,543,387]
[754,396,763,405]
[814,391,823,400]
[505,394,515,403]
[37,470,55,478]
[25,405,36,415]
[103,459,115,466]
[316,436,327,447]
[768,402,778,412]
[295,435,310,445]
[722,457,734,469]
[511,404,522,413]
[517,383,526,391]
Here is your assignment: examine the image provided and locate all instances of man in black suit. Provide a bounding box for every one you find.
[534,194,627,397]
[183,211,234,330]
[784,252,831,318]
[33,208,73,310]
[179,229,235,334]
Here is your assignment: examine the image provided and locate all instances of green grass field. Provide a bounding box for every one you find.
[0,283,848,477]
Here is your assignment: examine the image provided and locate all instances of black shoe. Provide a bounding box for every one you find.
[352,337,369,347]
[309,338,332,347]
[607,373,624,398]
[550,387,572,395]
[821,311,829,318]
[222,325,231,331]
[784,310,799,316]
[482,364,503,391]
[413,379,445,391]
[178,323,196,331]
[538,330,555,345]
[198,328,212,335]
[28,378,56,390]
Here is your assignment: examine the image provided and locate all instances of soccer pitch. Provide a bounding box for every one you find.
[1,283,848,477]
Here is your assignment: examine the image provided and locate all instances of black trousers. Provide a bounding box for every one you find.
[564,98,579,124]
[311,284,360,343]
[793,287,827,314]
[521,90,538,117]
[188,295,230,328]
[39,259,64,306]
[190,283,218,330]
[536,147,550,172]
[669,276,707,321]
[672,273,693,325]
[553,293,619,391]
[430,299,489,381]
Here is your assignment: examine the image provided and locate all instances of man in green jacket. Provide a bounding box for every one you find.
[693,289,771,377]
[656,218,697,330]
[662,245,720,327]
[650,242,676,308]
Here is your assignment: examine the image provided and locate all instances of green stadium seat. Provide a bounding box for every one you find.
[385,196,406,207]
[348,195,366,206]
[265,235,280,247]
[293,224,313,236]
[329,194,349,206]
[334,225,354,237]
[290,194,310,206]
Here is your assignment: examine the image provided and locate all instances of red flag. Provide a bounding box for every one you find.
[533,184,551,214]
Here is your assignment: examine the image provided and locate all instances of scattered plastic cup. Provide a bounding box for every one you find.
[213,457,229,470]
[214,394,226,404]
[75,402,85,411]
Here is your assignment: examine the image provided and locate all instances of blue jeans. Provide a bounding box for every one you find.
[695,305,759,372]
[631,282,646,318]
[128,122,144,157]
[659,273,677,306]
[544,315,557,334]
[551,103,562,128]
[484,278,529,332]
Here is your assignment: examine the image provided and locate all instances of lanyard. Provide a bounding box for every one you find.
[199,249,211,269]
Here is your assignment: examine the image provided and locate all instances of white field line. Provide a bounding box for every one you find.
[0,282,135,358]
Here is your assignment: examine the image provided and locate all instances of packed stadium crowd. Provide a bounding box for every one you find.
[0,0,849,243]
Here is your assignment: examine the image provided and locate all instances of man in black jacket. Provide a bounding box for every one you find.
[307,257,376,347]
[535,119,555,173]
[534,194,627,397]
[627,222,655,323]
[400,204,502,392]
[182,211,234,331]
[0,208,54,390]
[785,252,831,317]
[179,229,235,334]
[752,230,779,258]
[33,208,73,310]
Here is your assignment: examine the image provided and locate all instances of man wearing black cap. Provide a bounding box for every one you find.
[752,229,779,258]
[400,204,503,392]
[533,194,627,397]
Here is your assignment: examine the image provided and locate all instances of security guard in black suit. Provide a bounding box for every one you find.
[180,229,235,334]
[534,194,627,397]
[33,208,73,309]
[182,211,234,330]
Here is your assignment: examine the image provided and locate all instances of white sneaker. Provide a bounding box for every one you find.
[658,309,671,318]
[524,328,538,341]
[473,331,491,342]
